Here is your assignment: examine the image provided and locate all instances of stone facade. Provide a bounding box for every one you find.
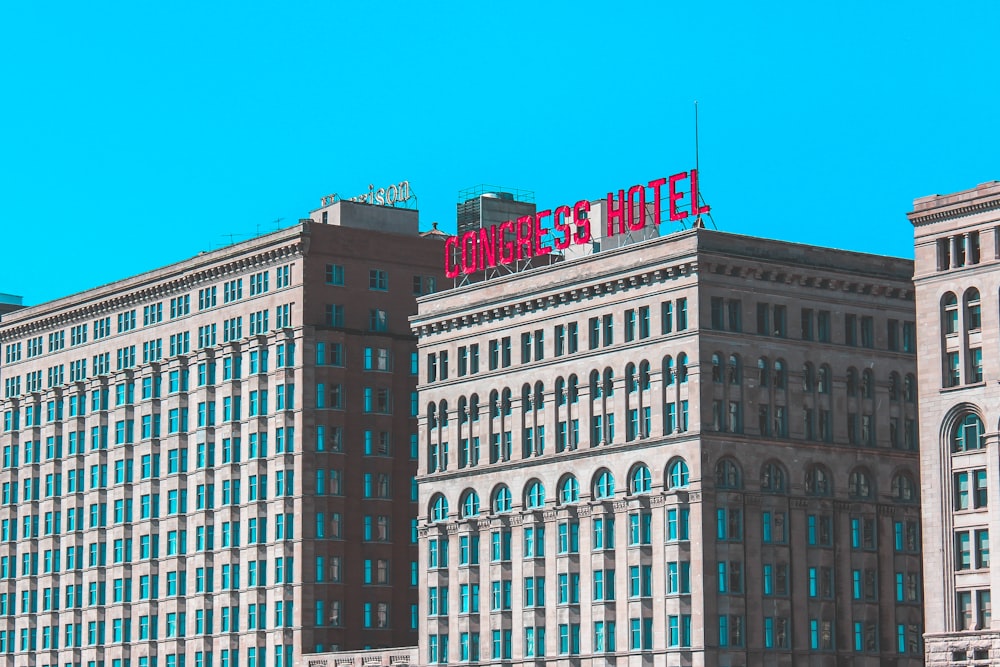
[413,228,922,667]
[0,203,445,666]
[910,181,1000,666]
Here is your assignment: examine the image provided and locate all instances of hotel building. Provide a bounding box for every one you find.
[910,181,1000,665]
[413,227,923,667]
[0,200,444,667]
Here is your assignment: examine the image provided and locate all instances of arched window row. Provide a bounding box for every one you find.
[436,453,923,523]
[711,352,743,385]
[711,458,919,501]
[940,287,985,388]
[425,458,694,520]
[941,288,983,337]
[431,365,916,475]
[778,365,918,403]
[756,357,788,390]
[443,357,690,419]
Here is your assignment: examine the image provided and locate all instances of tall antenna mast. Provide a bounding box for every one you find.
[692,100,716,229]
[695,100,700,176]
[692,101,703,228]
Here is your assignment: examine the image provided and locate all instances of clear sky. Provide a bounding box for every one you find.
[2,1,998,306]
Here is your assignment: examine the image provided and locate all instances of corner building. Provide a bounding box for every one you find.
[910,181,1000,665]
[0,202,445,667]
[413,228,923,667]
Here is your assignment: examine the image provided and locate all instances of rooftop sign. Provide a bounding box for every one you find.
[319,180,413,208]
[443,169,709,277]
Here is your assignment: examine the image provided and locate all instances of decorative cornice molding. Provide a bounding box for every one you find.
[414,260,698,336]
[0,239,304,342]
[909,197,1000,226]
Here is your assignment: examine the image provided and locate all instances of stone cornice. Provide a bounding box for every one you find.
[413,261,698,336]
[700,259,912,302]
[908,195,1000,227]
[0,236,304,342]
[413,250,914,337]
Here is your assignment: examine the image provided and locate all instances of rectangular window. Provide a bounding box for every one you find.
[947,351,961,387]
[801,307,814,340]
[970,347,984,383]
[711,297,724,330]
[369,269,388,291]
[845,313,858,346]
[369,309,388,332]
[326,304,344,327]
[326,264,344,285]
[860,315,874,348]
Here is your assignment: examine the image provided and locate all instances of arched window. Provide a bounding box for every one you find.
[630,464,652,494]
[715,459,741,489]
[525,480,545,509]
[761,462,786,493]
[555,377,566,406]
[492,485,513,513]
[711,353,723,382]
[639,361,651,391]
[818,365,831,394]
[439,400,449,426]
[774,359,786,390]
[943,292,959,335]
[461,490,480,518]
[904,375,916,403]
[458,396,468,424]
[861,370,874,399]
[559,476,580,504]
[469,393,480,421]
[848,470,872,498]
[846,368,858,397]
[594,470,615,499]
[521,384,532,412]
[603,368,614,396]
[805,465,831,496]
[892,473,917,502]
[966,288,982,331]
[501,388,512,416]
[757,357,769,387]
[677,353,689,383]
[625,363,637,394]
[802,363,814,392]
[489,390,499,418]
[427,403,437,428]
[534,381,544,409]
[667,459,690,489]
[953,413,985,452]
[430,494,449,523]
[590,370,602,399]
[663,355,674,385]
[888,373,900,401]
[728,354,741,384]
[567,375,579,404]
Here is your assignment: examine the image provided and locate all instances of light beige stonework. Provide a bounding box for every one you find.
[910,181,1000,666]
[413,228,922,667]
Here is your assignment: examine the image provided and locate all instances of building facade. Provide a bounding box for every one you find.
[0,201,444,667]
[910,181,1000,665]
[413,228,923,667]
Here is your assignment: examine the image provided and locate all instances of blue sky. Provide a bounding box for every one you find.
[2,1,998,306]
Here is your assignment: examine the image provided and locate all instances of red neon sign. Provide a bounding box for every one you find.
[443,169,709,278]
